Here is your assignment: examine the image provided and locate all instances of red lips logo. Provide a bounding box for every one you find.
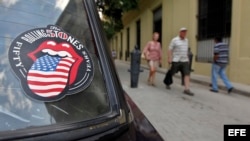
[8,25,94,102]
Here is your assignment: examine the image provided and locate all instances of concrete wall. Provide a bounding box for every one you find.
[229,0,250,84]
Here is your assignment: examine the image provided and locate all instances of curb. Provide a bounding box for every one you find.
[139,64,250,97]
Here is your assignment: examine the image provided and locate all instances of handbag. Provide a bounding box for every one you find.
[163,68,173,85]
[141,53,146,59]
[141,51,148,60]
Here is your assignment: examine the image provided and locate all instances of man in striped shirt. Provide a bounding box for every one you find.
[167,27,194,96]
[210,37,233,93]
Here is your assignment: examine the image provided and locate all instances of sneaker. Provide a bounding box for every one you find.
[210,89,218,93]
[166,85,171,90]
[183,89,194,96]
[228,87,233,94]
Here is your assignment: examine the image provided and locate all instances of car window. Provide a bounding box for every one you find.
[0,0,110,131]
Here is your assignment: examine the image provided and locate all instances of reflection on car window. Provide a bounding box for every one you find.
[0,0,109,131]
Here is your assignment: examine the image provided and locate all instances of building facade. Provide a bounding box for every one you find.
[110,0,250,85]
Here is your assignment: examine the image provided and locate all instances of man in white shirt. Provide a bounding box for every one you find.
[167,27,194,96]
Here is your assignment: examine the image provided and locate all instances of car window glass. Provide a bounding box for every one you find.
[0,0,109,131]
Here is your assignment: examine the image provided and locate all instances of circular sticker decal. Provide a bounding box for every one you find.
[8,25,94,102]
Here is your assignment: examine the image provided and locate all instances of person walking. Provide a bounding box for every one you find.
[167,27,194,96]
[210,37,234,93]
[142,32,162,86]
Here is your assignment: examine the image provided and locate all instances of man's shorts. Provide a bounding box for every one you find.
[171,62,190,76]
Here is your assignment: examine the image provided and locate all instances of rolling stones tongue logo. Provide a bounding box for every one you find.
[8,25,94,102]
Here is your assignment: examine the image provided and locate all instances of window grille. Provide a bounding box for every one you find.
[196,0,232,62]
[196,38,230,63]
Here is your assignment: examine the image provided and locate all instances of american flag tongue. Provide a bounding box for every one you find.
[27,55,76,97]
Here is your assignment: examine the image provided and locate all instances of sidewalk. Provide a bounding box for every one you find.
[116,60,250,141]
[125,60,250,97]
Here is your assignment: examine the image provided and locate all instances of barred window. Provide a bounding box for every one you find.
[198,0,232,40]
[196,0,232,63]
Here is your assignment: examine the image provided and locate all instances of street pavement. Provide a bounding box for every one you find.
[114,60,250,141]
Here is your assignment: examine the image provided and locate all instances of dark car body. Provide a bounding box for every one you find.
[0,0,163,140]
